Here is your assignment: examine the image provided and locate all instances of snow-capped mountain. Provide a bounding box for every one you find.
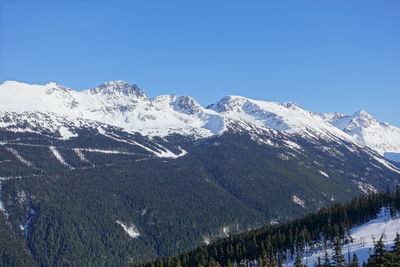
[0,80,399,163]
[0,80,225,137]
[322,110,400,162]
[0,81,355,140]
[208,96,353,142]
[1,80,400,266]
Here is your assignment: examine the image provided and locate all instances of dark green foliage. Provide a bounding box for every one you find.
[294,252,303,267]
[1,128,400,265]
[141,191,400,267]
[323,251,331,267]
[0,213,37,267]
[349,253,359,267]
[363,233,400,267]
[331,239,345,266]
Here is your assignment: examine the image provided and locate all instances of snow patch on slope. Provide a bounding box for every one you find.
[74,148,90,163]
[0,183,7,216]
[353,180,378,195]
[21,208,36,238]
[116,220,140,238]
[319,170,329,178]
[49,146,73,169]
[4,147,33,166]
[292,195,305,208]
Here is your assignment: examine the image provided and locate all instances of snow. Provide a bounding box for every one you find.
[4,147,33,166]
[284,140,302,151]
[324,110,400,162]
[0,81,352,141]
[371,154,400,174]
[21,208,36,238]
[202,236,211,245]
[0,183,6,216]
[115,220,140,238]
[58,126,78,139]
[49,146,73,169]
[74,148,90,163]
[222,226,230,237]
[292,195,305,208]
[209,96,355,143]
[353,180,378,195]
[287,207,400,266]
[319,170,329,178]
[0,80,399,167]
[155,147,188,159]
[0,81,222,138]
[97,130,188,158]
[3,141,138,156]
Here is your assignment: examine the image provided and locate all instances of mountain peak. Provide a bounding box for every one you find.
[354,109,370,116]
[208,95,249,113]
[320,112,348,123]
[152,94,203,115]
[89,80,146,98]
[1,80,26,86]
[349,109,377,125]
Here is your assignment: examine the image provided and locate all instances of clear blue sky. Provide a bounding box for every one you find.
[1,0,399,126]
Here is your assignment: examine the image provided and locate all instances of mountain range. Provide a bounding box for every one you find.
[1,80,399,162]
[0,80,399,265]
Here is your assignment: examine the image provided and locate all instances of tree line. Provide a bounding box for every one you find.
[138,186,400,267]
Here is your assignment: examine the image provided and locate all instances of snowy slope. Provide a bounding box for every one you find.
[208,96,356,142]
[287,207,400,266]
[0,81,345,140]
[323,110,400,162]
[0,81,225,137]
[1,80,399,164]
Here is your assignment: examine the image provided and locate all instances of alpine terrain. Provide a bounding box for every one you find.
[0,80,399,265]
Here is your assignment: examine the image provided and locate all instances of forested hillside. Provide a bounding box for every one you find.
[1,125,400,266]
[139,188,400,267]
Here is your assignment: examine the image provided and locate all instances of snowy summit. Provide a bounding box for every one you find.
[1,80,400,162]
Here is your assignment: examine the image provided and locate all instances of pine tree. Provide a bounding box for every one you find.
[323,251,331,267]
[277,252,283,267]
[294,252,303,267]
[331,239,345,267]
[365,234,389,266]
[257,256,263,267]
[382,233,400,267]
[315,257,322,267]
[349,253,359,267]
[393,233,400,262]
[269,253,277,267]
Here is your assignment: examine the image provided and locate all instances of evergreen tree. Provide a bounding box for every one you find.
[269,253,277,267]
[349,253,359,267]
[277,252,283,267]
[315,257,322,267]
[294,252,303,267]
[323,251,331,267]
[392,233,400,263]
[365,234,390,267]
[331,239,345,267]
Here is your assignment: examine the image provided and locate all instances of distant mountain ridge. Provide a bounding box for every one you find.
[321,110,400,162]
[1,80,399,161]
